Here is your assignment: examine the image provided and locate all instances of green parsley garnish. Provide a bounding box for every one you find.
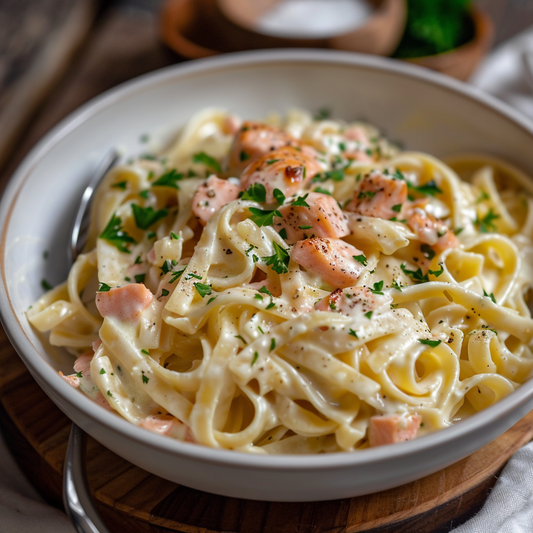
[454,227,464,235]
[292,194,310,208]
[41,279,53,291]
[207,296,217,305]
[273,188,286,205]
[194,282,212,298]
[131,204,168,230]
[266,159,280,165]
[279,228,288,240]
[312,169,344,183]
[192,151,221,173]
[364,311,373,319]
[313,187,331,195]
[251,351,259,366]
[98,282,112,292]
[240,183,266,203]
[370,281,384,295]
[254,294,263,301]
[99,213,136,253]
[134,274,145,284]
[476,191,490,203]
[353,254,368,266]
[169,268,186,284]
[401,264,429,283]
[483,289,497,304]
[348,329,358,338]
[314,107,331,120]
[329,300,337,310]
[299,225,313,230]
[421,244,435,260]
[141,349,149,355]
[151,169,183,189]
[429,265,444,277]
[270,338,276,352]
[142,372,149,384]
[99,368,106,374]
[240,150,250,162]
[358,190,376,200]
[107,390,113,397]
[139,190,150,199]
[475,209,500,233]
[112,181,127,190]
[160,288,169,298]
[392,279,402,292]
[262,242,290,274]
[249,207,282,227]
[76,371,82,378]
[134,255,142,264]
[147,231,156,240]
[170,231,179,240]
[234,335,247,344]
[392,203,402,212]
[409,180,442,197]
[419,339,442,347]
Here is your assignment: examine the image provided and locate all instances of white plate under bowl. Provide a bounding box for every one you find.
[2,50,533,502]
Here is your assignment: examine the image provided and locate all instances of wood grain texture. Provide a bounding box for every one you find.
[0,0,98,169]
[2,322,533,533]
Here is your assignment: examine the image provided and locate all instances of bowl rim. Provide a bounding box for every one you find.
[2,48,533,471]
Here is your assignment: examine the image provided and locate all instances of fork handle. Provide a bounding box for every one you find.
[63,423,112,533]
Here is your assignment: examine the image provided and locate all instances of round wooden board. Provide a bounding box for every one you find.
[2,327,533,533]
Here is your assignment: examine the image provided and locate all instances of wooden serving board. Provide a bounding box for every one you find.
[2,323,533,533]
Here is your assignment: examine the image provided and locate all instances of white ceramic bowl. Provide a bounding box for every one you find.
[2,50,533,502]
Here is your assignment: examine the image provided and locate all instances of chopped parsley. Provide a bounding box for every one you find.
[370,281,384,295]
[207,296,217,305]
[151,169,183,189]
[249,207,282,227]
[76,371,82,378]
[364,311,373,320]
[99,213,136,253]
[170,231,180,240]
[160,288,169,298]
[392,203,402,212]
[270,338,276,352]
[147,231,156,240]
[429,264,444,277]
[98,282,112,292]
[279,228,288,240]
[134,255,142,264]
[312,169,344,183]
[314,107,331,120]
[262,242,290,274]
[112,181,127,190]
[141,349,149,355]
[41,279,53,291]
[266,159,280,165]
[292,194,310,208]
[240,183,266,203]
[313,187,331,196]
[348,329,358,338]
[391,279,402,292]
[401,264,429,283]
[454,227,464,235]
[353,254,368,267]
[273,188,286,205]
[131,204,168,230]
[483,289,497,304]
[358,190,376,200]
[194,282,212,298]
[169,268,186,284]
[329,300,337,310]
[299,225,313,230]
[240,150,250,162]
[418,339,441,347]
[251,351,259,366]
[476,191,490,203]
[142,372,149,384]
[475,209,500,233]
[420,244,435,260]
[107,390,113,397]
[99,368,106,374]
[192,151,221,173]
[234,335,247,344]
[139,190,150,199]
[409,180,442,197]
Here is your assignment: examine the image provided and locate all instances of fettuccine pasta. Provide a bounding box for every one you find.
[28,108,533,453]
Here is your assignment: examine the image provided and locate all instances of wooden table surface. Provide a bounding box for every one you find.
[2,1,533,531]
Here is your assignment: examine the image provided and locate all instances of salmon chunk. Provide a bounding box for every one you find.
[274,192,349,243]
[315,286,390,316]
[192,175,240,226]
[346,171,407,220]
[241,146,323,204]
[228,121,297,174]
[407,209,459,252]
[368,414,422,447]
[96,283,153,321]
[139,415,194,441]
[291,237,365,288]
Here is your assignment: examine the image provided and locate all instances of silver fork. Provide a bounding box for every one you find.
[64,150,118,533]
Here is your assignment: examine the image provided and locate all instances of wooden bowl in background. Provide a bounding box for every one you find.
[402,7,494,81]
[160,0,406,59]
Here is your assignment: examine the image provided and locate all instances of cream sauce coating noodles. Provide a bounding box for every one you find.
[28,108,533,453]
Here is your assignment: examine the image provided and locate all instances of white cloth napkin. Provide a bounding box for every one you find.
[3,28,533,532]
